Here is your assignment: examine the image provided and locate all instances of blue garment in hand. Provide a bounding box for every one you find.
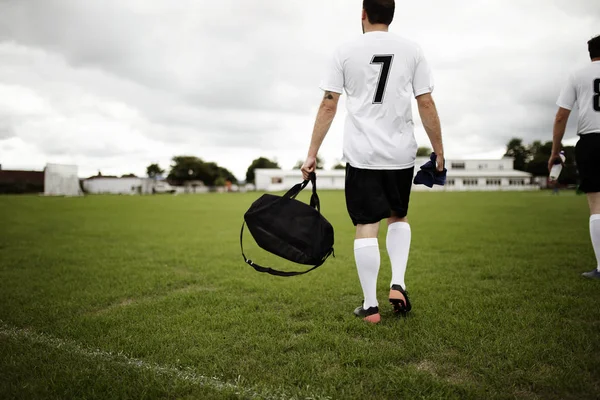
[413,153,447,188]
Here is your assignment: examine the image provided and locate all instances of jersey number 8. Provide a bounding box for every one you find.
[594,79,600,112]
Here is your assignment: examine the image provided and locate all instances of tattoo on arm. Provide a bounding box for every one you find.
[324,91,334,100]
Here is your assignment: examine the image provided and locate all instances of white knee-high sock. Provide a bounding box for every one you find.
[591,215,600,271]
[354,238,380,309]
[387,222,411,290]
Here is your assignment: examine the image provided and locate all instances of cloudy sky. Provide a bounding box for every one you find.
[0,0,598,180]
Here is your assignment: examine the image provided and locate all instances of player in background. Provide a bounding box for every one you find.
[300,0,445,323]
[550,34,600,279]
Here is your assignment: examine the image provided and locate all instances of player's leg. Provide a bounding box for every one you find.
[387,214,410,290]
[577,134,600,279]
[583,192,600,278]
[345,165,390,323]
[588,192,600,214]
[383,167,415,314]
[354,222,381,322]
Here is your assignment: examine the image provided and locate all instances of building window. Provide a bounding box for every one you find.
[499,165,504,170]
[509,179,525,186]
[446,179,455,186]
[451,162,465,170]
[486,179,501,186]
[271,177,283,184]
[463,179,479,186]
[478,164,488,170]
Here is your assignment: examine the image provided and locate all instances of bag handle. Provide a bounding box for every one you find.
[283,172,320,212]
[239,221,333,277]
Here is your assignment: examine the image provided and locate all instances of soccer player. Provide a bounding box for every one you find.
[550,34,600,279]
[300,0,445,323]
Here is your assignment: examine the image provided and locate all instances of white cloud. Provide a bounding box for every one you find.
[0,0,598,180]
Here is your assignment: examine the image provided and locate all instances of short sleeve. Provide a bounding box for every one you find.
[556,74,576,110]
[319,48,344,94]
[412,47,434,97]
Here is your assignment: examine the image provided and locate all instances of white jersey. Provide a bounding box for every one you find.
[320,31,434,170]
[556,60,600,135]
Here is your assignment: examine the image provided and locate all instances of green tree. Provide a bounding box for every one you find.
[168,156,207,184]
[525,141,553,177]
[245,157,280,184]
[146,163,165,179]
[504,138,530,171]
[417,147,432,157]
[167,156,236,186]
[202,162,237,184]
[333,163,346,170]
[214,176,227,187]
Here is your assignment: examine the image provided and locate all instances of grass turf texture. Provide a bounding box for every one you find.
[1,191,599,400]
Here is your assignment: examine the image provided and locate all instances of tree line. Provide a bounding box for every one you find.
[146,156,237,187]
[146,151,379,186]
[145,141,576,188]
[146,154,342,186]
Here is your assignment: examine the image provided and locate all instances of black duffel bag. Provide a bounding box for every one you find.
[240,172,335,277]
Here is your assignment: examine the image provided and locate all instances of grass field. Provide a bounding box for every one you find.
[1,190,600,400]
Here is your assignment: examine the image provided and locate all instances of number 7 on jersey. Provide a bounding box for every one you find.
[370,55,394,104]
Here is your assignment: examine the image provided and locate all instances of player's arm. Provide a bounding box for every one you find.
[301,91,341,180]
[416,93,444,171]
[550,72,576,171]
[548,107,571,171]
[551,107,572,154]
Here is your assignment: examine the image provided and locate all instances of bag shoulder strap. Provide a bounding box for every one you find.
[240,221,333,277]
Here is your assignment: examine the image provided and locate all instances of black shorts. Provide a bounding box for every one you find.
[345,164,414,226]
[575,133,600,194]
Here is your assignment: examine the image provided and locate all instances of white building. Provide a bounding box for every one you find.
[255,169,346,192]
[82,177,175,195]
[424,157,536,192]
[254,157,536,192]
[44,163,83,196]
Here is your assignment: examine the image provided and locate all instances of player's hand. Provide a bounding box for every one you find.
[435,154,445,173]
[301,156,316,181]
[547,154,563,173]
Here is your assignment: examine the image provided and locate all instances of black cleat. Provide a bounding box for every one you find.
[389,284,412,315]
[582,269,600,279]
[353,305,381,324]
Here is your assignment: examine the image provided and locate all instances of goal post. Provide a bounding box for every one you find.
[44,163,83,196]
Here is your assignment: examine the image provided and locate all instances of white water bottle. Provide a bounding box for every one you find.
[549,151,566,182]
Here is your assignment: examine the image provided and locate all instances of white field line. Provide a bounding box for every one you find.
[0,321,330,400]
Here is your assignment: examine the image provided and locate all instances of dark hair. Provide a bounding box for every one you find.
[589,35,600,59]
[363,0,395,26]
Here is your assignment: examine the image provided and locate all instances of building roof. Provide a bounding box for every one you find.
[85,175,120,180]
[0,170,44,184]
[84,176,144,181]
